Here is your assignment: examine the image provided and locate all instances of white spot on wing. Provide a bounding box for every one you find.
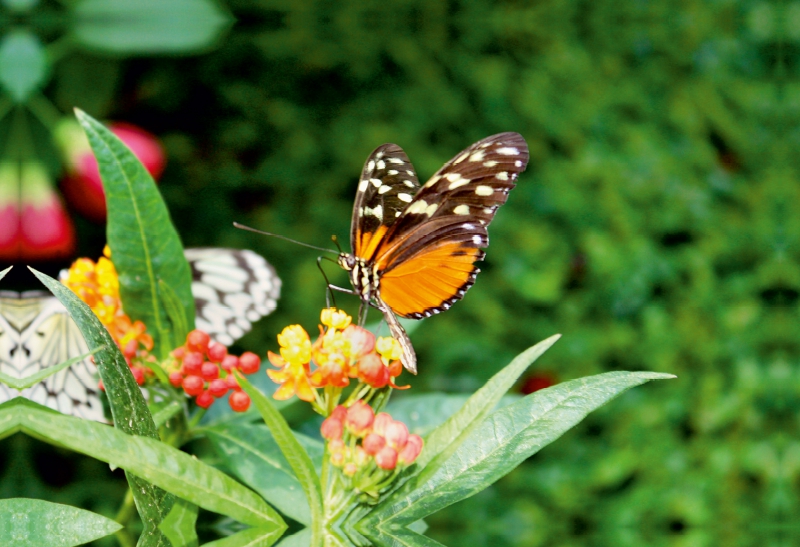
[475,185,494,196]
[469,150,485,162]
[454,152,469,164]
[371,178,382,187]
[377,160,386,169]
[423,175,441,188]
[378,184,392,194]
[358,179,369,192]
[472,235,483,244]
[367,160,375,171]
[483,160,498,167]
[388,170,398,175]
[454,204,470,215]
[497,147,519,155]
[403,179,416,187]
[425,203,439,216]
[365,204,383,220]
[407,200,428,214]
[398,193,413,203]
[496,172,509,181]
[388,157,404,164]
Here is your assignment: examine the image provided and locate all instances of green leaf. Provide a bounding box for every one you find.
[386,393,521,436]
[0,30,49,103]
[74,109,195,358]
[152,401,183,429]
[205,422,324,526]
[29,268,172,540]
[0,347,102,390]
[158,498,198,547]
[1,398,285,530]
[274,529,311,547]
[71,0,233,54]
[0,498,121,547]
[159,279,189,349]
[237,375,323,541]
[365,371,674,531]
[202,526,285,547]
[413,335,560,483]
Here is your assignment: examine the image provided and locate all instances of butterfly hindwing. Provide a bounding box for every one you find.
[185,248,281,346]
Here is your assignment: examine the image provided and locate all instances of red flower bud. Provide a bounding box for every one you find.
[375,446,398,470]
[345,401,374,437]
[19,162,75,261]
[131,366,146,386]
[228,391,250,412]
[238,352,261,374]
[398,434,423,464]
[208,378,229,397]
[183,352,204,375]
[330,405,347,421]
[221,355,239,372]
[196,390,215,409]
[182,375,205,396]
[201,361,219,381]
[362,433,386,455]
[225,373,241,391]
[207,342,227,362]
[186,330,211,354]
[341,325,375,358]
[168,371,184,387]
[520,373,557,395]
[321,416,344,440]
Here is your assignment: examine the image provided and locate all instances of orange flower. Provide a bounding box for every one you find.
[267,351,315,401]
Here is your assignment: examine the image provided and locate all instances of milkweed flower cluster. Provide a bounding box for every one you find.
[165,329,260,412]
[62,247,154,385]
[267,308,406,407]
[321,401,423,497]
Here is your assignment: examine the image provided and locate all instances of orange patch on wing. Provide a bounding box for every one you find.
[379,243,481,317]
[355,225,389,260]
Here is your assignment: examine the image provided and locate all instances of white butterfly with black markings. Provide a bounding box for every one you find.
[0,248,280,421]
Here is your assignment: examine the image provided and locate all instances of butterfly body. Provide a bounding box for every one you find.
[342,132,530,374]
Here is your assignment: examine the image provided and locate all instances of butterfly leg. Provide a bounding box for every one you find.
[375,299,417,374]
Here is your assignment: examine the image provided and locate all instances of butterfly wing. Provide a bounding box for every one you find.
[373,132,529,317]
[184,248,282,346]
[0,292,105,421]
[351,144,421,260]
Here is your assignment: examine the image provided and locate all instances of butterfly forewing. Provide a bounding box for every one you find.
[372,133,529,317]
[351,144,421,258]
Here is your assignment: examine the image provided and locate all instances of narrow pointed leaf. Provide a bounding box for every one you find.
[274,529,311,547]
[205,422,324,526]
[237,375,323,537]
[159,498,198,547]
[0,347,101,389]
[75,108,195,358]
[202,526,285,547]
[29,269,172,538]
[0,498,122,547]
[159,279,189,349]
[367,371,674,528]
[4,398,284,529]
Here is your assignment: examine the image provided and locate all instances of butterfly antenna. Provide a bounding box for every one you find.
[234,222,338,254]
[330,234,344,254]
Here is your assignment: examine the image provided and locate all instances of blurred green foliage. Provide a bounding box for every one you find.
[26,0,799,545]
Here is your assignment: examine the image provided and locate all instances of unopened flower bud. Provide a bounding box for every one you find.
[384,420,409,450]
[398,434,423,464]
[342,325,375,358]
[321,416,344,440]
[358,353,389,388]
[372,413,393,436]
[345,401,374,437]
[375,446,398,470]
[362,433,386,455]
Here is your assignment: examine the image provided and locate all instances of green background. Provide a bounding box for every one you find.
[3,0,796,546]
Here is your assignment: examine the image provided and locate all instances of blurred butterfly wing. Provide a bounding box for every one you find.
[0,292,104,421]
[351,144,421,259]
[373,133,529,318]
[185,248,282,346]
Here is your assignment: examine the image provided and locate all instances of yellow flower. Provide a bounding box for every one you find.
[277,325,312,365]
[320,307,352,330]
[267,351,315,401]
[376,337,403,362]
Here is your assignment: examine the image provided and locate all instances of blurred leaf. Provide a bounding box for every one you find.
[365,371,675,530]
[0,30,48,103]
[205,422,324,526]
[202,525,285,547]
[75,109,195,358]
[159,279,190,349]
[71,0,233,55]
[0,498,121,547]
[0,398,285,530]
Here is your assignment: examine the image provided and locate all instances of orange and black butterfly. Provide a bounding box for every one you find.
[337,132,529,374]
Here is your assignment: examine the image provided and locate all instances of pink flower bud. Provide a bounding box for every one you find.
[358,353,389,388]
[208,378,229,397]
[329,405,347,421]
[372,413,393,437]
[19,162,75,261]
[398,434,423,464]
[343,462,358,476]
[384,420,409,450]
[345,401,374,437]
[320,416,344,440]
[57,119,166,222]
[375,446,398,470]
[342,325,375,358]
[362,433,386,455]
